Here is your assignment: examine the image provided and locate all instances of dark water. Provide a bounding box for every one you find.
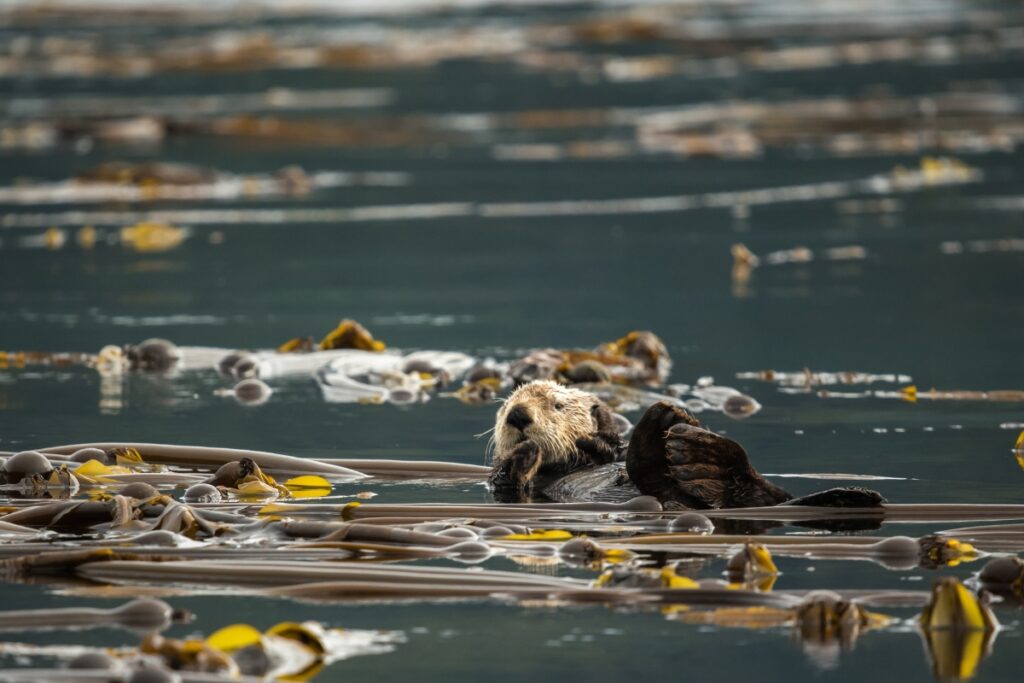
[1,1,1024,681]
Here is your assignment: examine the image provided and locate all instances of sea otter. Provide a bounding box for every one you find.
[488,380,883,509]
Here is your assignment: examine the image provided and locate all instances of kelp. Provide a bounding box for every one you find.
[0,336,1020,682]
[0,598,185,632]
[39,443,364,481]
[0,601,398,682]
[0,457,1018,682]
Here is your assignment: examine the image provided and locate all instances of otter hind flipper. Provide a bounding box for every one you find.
[782,487,886,508]
[662,423,793,509]
[625,401,701,505]
[626,401,792,509]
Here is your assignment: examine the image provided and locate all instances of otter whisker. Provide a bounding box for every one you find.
[484,432,498,462]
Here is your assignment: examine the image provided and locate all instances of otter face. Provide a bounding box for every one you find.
[493,380,602,466]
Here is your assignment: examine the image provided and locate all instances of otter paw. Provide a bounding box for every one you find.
[488,440,542,492]
[575,434,621,465]
[591,402,623,434]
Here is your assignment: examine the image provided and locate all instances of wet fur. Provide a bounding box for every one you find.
[490,381,623,489]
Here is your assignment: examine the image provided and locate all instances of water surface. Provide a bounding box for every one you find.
[1,1,1023,680]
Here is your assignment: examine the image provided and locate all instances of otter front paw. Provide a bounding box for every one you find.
[574,434,621,465]
[488,440,543,492]
[574,403,625,465]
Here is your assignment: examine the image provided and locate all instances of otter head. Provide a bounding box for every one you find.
[493,380,606,466]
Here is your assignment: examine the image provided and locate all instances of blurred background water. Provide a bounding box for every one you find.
[1,1,1023,681]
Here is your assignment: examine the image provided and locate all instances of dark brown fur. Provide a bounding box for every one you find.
[625,402,791,509]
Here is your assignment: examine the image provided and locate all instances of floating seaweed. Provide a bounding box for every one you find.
[0,159,984,230]
[736,368,913,389]
[1,423,1021,682]
[0,163,359,206]
[0,599,400,681]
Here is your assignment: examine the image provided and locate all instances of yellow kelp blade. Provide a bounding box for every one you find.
[113,448,145,469]
[45,466,79,494]
[265,622,329,682]
[922,628,994,681]
[602,331,642,357]
[74,459,117,478]
[265,622,327,655]
[591,570,616,588]
[284,475,332,499]
[253,466,280,488]
[284,475,332,489]
[947,583,987,630]
[120,221,187,252]
[236,478,282,498]
[206,624,263,652]
[318,319,386,352]
[277,337,315,353]
[660,566,699,589]
[941,539,979,568]
[44,227,66,250]
[727,543,778,584]
[751,544,779,575]
[502,530,573,541]
[234,464,289,498]
[955,631,988,680]
[72,459,136,484]
[921,579,996,632]
[1015,429,1024,468]
[601,548,633,564]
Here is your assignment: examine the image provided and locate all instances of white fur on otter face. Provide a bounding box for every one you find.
[492,380,602,467]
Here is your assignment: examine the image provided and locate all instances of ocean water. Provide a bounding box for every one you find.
[1,1,1023,680]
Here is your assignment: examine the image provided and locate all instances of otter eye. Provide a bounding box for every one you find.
[554,402,565,410]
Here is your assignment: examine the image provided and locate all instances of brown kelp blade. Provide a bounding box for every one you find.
[38,442,365,480]
[33,443,491,482]
[316,459,489,480]
[0,598,183,632]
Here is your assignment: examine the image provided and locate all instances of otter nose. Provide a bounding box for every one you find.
[506,405,532,431]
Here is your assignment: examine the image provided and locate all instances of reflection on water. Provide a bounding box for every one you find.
[2,0,1024,681]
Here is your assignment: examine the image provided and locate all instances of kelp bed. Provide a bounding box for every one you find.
[1,325,1024,682]
[1,440,1023,682]
[0,444,1022,682]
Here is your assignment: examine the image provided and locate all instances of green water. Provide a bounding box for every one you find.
[2,1,1024,680]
